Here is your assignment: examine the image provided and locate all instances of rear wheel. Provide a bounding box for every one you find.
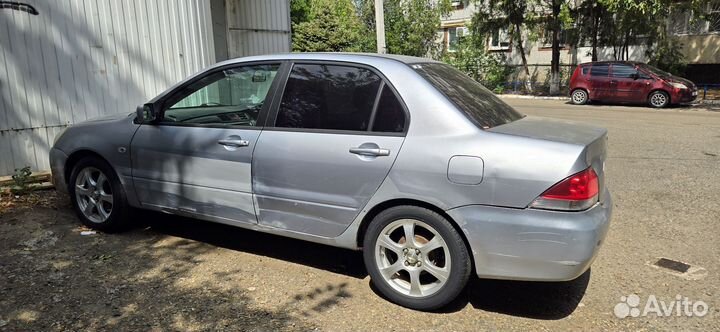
[68,156,130,232]
[571,89,589,105]
[648,90,670,108]
[363,206,471,310]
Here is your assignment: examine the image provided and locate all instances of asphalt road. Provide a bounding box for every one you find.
[1,99,719,331]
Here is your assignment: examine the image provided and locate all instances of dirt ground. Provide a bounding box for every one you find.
[1,100,719,331]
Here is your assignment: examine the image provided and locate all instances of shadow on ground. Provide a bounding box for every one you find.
[142,211,368,279]
[142,211,589,320]
[563,100,696,109]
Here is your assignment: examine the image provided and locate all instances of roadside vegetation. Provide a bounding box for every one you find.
[290,0,713,95]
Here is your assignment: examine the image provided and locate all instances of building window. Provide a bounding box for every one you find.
[708,1,720,32]
[488,27,511,51]
[670,1,720,35]
[541,27,568,48]
[450,0,466,10]
[446,26,468,52]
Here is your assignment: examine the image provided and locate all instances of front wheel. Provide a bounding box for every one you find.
[570,89,589,105]
[363,206,471,310]
[68,156,130,232]
[648,90,670,108]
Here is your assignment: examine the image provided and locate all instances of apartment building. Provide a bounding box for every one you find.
[439,0,719,86]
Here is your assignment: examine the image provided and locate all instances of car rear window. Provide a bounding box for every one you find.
[413,63,523,129]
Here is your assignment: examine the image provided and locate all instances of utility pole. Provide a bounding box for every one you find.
[375,0,386,54]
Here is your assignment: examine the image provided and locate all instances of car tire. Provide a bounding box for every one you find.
[68,156,130,232]
[363,205,472,311]
[570,89,589,105]
[648,90,670,108]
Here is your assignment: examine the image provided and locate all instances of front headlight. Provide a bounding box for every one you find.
[669,82,688,89]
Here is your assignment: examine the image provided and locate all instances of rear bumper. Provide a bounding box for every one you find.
[447,190,612,281]
[49,148,69,193]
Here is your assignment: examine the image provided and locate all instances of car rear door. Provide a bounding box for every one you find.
[588,63,611,101]
[252,62,408,237]
[130,62,285,224]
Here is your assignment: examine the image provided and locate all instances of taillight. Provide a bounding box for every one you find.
[530,167,599,211]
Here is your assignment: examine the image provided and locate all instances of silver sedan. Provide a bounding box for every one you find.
[50,53,612,310]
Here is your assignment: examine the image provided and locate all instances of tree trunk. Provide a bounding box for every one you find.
[549,0,561,95]
[515,23,532,92]
[591,2,598,61]
[622,29,630,60]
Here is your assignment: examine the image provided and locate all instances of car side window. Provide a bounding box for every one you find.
[275,64,381,131]
[590,64,609,77]
[372,85,405,133]
[160,64,280,126]
[611,64,637,78]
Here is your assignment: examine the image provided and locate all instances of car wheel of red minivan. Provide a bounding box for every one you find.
[571,89,588,105]
[648,90,670,108]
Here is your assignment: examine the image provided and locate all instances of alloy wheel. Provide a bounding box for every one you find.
[374,219,451,298]
[650,92,668,107]
[74,167,113,223]
[572,90,587,104]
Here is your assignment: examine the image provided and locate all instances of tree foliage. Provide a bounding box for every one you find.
[384,0,451,57]
[291,0,373,52]
[471,0,537,91]
[441,31,512,92]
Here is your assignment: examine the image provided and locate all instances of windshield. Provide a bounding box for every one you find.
[638,64,672,78]
[413,63,523,129]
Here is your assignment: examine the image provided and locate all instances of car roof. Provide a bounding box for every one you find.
[579,61,644,66]
[216,52,441,67]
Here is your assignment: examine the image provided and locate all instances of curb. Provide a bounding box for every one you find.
[497,94,568,100]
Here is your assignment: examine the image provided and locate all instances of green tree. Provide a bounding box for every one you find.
[291,0,373,52]
[359,0,451,57]
[290,0,312,25]
[534,0,568,95]
[601,0,704,73]
[471,0,536,91]
[441,30,512,92]
[574,0,613,61]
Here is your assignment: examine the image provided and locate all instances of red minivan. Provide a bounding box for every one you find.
[569,61,697,108]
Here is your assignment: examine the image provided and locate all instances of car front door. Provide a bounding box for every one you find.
[131,62,284,224]
[252,62,408,237]
[610,63,647,102]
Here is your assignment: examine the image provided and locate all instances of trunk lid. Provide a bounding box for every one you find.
[488,116,609,203]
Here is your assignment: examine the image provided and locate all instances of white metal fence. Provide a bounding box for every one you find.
[0,0,217,176]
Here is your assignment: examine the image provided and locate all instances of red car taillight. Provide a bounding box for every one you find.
[530,167,599,211]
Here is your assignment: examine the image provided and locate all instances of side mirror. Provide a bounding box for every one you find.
[631,72,639,80]
[135,103,157,123]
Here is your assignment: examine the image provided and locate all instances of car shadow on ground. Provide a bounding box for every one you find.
[445,270,590,319]
[563,100,694,109]
[139,211,368,279]
[140,211,589,319]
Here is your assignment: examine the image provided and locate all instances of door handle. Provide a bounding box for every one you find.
[610,80,617,84]
[218,139,250,147]
[349,147,390,156]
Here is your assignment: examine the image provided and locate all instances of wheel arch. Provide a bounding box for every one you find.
[570,88,589,103]
[648,89,671,104]
[64,149,115,187]
[355,198,473,261]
